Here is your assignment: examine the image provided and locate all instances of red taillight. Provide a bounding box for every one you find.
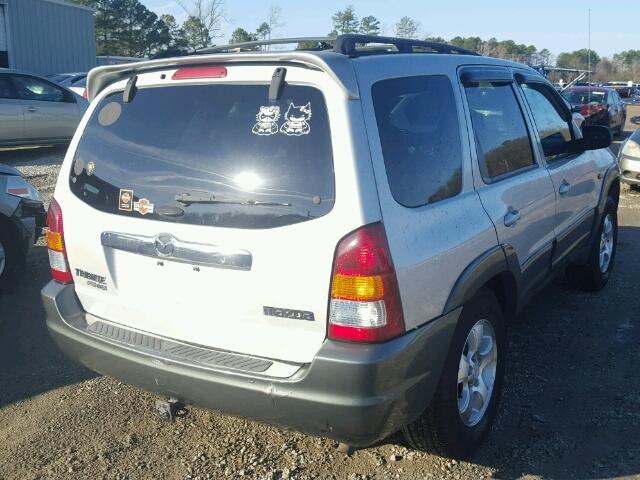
[46,198,73,284]
[328,223,405,343]
[82,88,88,99]
[172,66,228,80]
[580,104,603,117]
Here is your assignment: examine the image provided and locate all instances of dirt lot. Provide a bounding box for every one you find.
[1,113,639,480]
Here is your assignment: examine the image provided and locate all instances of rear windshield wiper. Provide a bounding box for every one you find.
[175,191,291,207]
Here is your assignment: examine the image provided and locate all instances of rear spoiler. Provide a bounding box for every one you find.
[86,51,360,101]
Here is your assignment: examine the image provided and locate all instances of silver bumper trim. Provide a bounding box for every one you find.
[101,231,252,270]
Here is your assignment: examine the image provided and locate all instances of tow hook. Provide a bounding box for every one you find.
[154,397,185,422]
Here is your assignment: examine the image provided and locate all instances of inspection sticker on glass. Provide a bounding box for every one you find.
[133,198,154,215]
[118,189,133,211]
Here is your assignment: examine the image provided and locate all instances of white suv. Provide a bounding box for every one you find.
[42,35,619,458]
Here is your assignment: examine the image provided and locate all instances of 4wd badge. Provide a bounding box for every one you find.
[133,198,154,215]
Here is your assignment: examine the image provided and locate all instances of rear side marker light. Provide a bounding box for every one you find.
[46,198,73,284]
[328,223,405,343]
[172,66,227,80]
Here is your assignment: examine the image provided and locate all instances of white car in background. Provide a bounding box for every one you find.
[618,117,640,189]
[47,72,88,98]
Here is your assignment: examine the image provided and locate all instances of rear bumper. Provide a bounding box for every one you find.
[42,281,459,446]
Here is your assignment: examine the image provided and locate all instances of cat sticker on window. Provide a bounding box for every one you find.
[252,106,281,136]
[280,103,312,136]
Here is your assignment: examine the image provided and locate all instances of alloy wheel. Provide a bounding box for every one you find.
[599,213,614,273]
[457,319,498,427]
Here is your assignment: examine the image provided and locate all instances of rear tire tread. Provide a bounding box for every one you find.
[566,196,617,292]
[0,220,26,292]
[402,288,505,459]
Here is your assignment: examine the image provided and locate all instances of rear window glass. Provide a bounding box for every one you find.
[561,90,606,106]
[372,75,463,207]
[69,84,334,229]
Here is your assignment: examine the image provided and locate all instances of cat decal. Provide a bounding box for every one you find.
[280,102,312,136]
[252,106,281,136]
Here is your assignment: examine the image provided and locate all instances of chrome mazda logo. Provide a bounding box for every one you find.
[154,233,174,257]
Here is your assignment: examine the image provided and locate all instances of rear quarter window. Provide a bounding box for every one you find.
[372,75,463,208]
[69,83,335,229]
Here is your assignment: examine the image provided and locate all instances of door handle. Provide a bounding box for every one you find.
[559,180,571,196]
[26,106,37,113]
[504,207,521,227]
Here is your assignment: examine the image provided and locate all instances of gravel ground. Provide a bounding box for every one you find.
[1,116,639,479]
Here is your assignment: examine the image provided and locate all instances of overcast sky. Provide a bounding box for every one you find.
[143,0,639,58]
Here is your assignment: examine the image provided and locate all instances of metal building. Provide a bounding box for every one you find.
[0,0,95,75]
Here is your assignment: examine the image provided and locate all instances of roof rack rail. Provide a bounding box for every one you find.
[197,37,334,54]
[333,34,480,57]
[195,34,479,57]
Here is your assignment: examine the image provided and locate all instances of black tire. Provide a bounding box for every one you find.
[402,288,506,459]
[0,220,26,292]
[566,196,618,292]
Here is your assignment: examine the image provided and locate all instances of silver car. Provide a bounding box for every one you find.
[0,69,88,147]
[618,117,640,188]
[42,34,619,458]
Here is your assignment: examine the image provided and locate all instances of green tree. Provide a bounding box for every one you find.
[177,0,224,44]
[613,50,640,68]
[394,16,419,39]
[331,6,359,35]
[161,14,188,49]
[256,22,271,41]
[230,28,258,45]
[359,15,380,35]
[557,49,601,71]
[182,15,211,50]
[537,48,552,65]
[450,36,482,52]
[68,0,171,56]
[424,35,446,43]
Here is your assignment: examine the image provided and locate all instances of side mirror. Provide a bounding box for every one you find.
[581,125,612,151]
[569,125,612,154]
[572,112,585,129]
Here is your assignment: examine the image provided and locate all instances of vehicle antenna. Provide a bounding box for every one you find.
[588,8,591,108]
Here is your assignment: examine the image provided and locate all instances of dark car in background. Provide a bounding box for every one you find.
[615,86,640,105]
[0,164,45,291]
[561,86,626,136]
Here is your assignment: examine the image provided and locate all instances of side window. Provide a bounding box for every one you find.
[0,75,17,99]
[11,75,65,102]
[464,82,535,181]
[610,91,618,107]
[372,75,463,207]
[520,82,573,160]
